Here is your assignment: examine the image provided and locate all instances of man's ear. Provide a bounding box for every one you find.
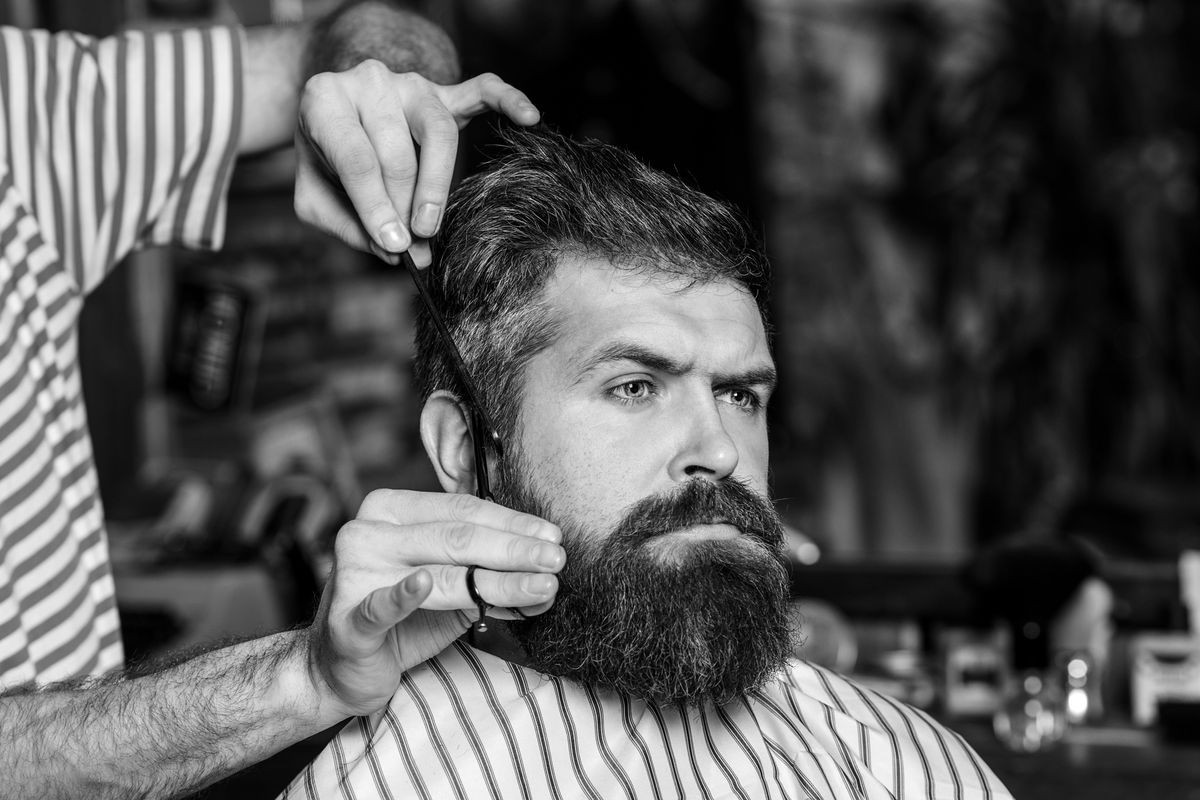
[420,390,478,494]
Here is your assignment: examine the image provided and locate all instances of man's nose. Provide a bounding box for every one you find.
[667,395,740,482]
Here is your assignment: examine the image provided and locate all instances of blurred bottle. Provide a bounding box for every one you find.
[1062,650,1099,725]
[994,664,1067,752]
[966,537,1098,751]
[992,619,1068,751]
[1050,577,1114,726]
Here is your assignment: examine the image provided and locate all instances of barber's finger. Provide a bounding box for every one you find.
[408,239,432,268]
[361,100,421,248]
[340,518,565,574]
[350,570,432,643]
[369,241,402,266]
[489,599,554,620]
[303,106,410,255]
[406,98,458,239]
[421,565,558,611]
[294,137,377,254]
[442,73,540,127]
[357,489,561,543]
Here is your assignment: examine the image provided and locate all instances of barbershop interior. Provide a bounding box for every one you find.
[4,0,1199,797]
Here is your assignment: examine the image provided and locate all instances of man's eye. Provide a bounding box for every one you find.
[611,380,654,403]
[720,388,761,410]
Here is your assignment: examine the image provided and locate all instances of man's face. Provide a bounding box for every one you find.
[513,254,775,536]
[498,255,793,705]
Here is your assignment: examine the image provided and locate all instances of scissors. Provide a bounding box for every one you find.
[400,250,504,631]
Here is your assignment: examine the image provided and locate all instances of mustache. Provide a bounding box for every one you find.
[609,478,784,552]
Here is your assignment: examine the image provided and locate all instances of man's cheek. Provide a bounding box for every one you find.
[733,426,771,490]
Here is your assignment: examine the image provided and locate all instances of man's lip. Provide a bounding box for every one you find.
[658,522,741,540]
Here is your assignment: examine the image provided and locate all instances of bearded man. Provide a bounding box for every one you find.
[284,126,1011,799]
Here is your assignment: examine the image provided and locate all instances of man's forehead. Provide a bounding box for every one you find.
[539,254,772,373]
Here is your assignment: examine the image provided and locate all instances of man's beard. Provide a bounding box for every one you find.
[496,458,795,707]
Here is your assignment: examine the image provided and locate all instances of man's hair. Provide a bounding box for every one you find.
[414,124,771,438]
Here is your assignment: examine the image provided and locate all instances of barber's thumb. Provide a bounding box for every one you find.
[353,571,432,639]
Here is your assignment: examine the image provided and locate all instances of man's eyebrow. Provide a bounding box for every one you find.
[716,365,778,394]
[575,340,777,390]
[577,341,692,377]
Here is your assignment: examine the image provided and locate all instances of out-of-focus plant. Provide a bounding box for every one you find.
[879,0,1199,549]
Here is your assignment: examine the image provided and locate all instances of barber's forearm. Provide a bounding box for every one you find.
[0,630,334,800]
[239,23,309,154]
[239,0,460,154]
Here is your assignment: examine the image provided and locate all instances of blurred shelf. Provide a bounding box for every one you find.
[791,558,1184,631]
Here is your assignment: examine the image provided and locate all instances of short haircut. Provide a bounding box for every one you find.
[413,124,771,439]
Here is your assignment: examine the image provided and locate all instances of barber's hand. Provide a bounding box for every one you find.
[295,63,540,267]
[304,490,563,719]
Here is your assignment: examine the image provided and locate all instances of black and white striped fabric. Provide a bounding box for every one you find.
[283,641,1012,800]
[0,25,242,689]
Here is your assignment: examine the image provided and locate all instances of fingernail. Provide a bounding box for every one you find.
[413,203,441,237]
[534,544,564,570]
[532,524,561,543]
[523,574,556,596]
[379,221,410,252]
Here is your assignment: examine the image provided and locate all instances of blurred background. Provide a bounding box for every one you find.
[15,0,1196,565]
[441,0,1200,567]
[4,0,1199,795]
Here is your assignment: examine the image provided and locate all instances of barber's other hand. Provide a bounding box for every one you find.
[304,490,562,720]
[295,64,540,267]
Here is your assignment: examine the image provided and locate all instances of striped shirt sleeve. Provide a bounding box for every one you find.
[0,24,244,295]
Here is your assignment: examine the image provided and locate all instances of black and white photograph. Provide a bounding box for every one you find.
[1,0,1197,797]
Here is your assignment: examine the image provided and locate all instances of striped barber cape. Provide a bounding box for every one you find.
[283,641,1012,800]
[0,25,241,689]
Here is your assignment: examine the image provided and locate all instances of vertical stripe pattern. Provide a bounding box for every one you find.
[282,643,1014,800]
[0,24,243,690]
